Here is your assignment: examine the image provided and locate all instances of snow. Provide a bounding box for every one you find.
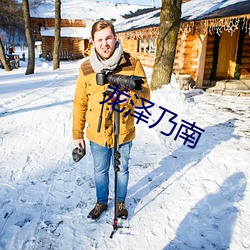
[0,48,250,249]
[40,27,92,39]
[182,0,249,21]
[115,9,160,33]
[92,0,161,7]
[30,0,152,20]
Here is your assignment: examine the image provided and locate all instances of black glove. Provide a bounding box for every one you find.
[72,146,86,162]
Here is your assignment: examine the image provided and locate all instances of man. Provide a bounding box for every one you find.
[72,20,150,220]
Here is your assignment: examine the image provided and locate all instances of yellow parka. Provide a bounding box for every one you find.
[72,52,150,148]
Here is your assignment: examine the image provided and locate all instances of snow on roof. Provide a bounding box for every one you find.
[30,0,151,20]
[182,0,250,21]
[40,27,91,39]
[114,8,160,32]
[114,0,250,32]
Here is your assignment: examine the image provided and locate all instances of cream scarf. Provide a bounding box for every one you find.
[90,41,123,73]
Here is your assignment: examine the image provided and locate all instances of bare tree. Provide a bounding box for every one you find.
[0,0,24,37]
[22,0,35,75]
[151,0,182,90]
[0,37,11,71]
[0,0,23,71]
[29,0,47,8]
[53,0,61,70]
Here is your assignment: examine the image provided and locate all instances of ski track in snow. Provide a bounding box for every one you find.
[0,57,250,249]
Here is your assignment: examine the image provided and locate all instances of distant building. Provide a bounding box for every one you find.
[30,1,151,60]
[31,18,92,60]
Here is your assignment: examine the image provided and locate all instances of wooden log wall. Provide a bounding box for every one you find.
[173,34,199,80]
[61,38,74,52]
[41,37,53,58]
[173,34,185,75]
[72,38,88,55]
[134,53,156,68]
[120,39,137,54]
[183,35,198,79]
[32,18,86,29]
[41,37,86,58]
[120,31,200,77]
[120,38,156,68]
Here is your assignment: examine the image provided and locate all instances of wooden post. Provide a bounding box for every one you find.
[195,32,207,88]
[144,38,146,54]
[139,39,142,53]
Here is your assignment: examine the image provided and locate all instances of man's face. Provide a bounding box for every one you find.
[93,27,117,60]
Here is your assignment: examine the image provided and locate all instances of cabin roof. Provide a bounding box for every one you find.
[182,0,250,21]
[115,8,160,33]
[115,0,250,32]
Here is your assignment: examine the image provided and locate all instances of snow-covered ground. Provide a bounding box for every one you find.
[0,50,250,250]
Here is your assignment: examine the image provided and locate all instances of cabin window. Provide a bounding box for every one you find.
[137,38,156,54]
[146,38,150,53]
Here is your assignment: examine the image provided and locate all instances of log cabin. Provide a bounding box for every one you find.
[30,1,152,61]
[31,18,92,60]
[115,0,250,90]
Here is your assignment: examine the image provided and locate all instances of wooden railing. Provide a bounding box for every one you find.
[46,51,83,61]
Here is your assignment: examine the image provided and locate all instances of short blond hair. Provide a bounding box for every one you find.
[91,20,116,40]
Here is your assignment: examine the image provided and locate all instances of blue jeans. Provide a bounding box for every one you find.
[89,141,132,205]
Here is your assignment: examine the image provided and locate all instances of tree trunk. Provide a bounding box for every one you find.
[22,0,35,75]
[53,0,61,70]
[0,37,11,71]
[151,0,182,90]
